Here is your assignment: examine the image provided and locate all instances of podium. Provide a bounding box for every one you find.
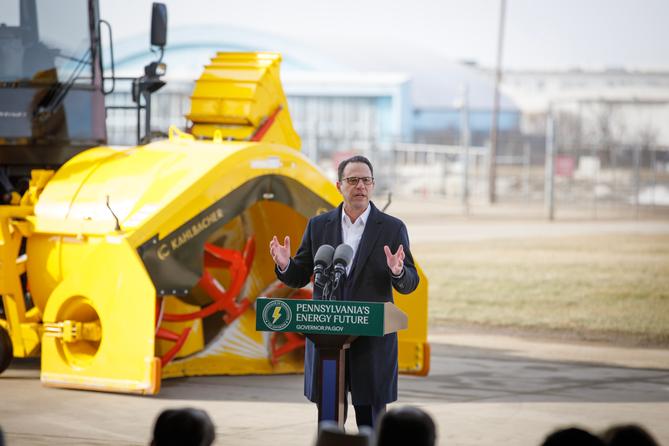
[256,298,408,427]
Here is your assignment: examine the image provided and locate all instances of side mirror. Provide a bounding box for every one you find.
[150,3,167,47]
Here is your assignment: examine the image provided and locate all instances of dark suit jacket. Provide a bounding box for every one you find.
[276,201,419,405]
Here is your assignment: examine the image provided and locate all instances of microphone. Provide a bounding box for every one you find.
[313,244,335,289]
[332,244,354,290]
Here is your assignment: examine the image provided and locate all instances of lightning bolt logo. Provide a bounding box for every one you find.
[263,300,291,330]
[272,306,282,324]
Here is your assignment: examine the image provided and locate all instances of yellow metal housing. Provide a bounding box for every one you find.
[0,52,429,394]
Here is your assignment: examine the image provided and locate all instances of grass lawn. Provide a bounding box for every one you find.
[414,233,669,345]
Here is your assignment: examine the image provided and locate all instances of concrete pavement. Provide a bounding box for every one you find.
[1,331,668,445]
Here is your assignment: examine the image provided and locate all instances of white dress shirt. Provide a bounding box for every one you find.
[278,205,374,276]
[341,204,371,275]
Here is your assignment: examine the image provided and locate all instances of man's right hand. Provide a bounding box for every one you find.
[269,235,291,271]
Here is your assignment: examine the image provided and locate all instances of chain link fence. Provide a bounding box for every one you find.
[105,84,669,219]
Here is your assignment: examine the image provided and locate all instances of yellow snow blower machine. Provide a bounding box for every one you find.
[0,0,429,394]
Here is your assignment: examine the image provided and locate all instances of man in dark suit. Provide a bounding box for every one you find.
[269,155,419,428]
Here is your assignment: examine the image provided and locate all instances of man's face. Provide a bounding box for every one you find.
[337,162,375,213]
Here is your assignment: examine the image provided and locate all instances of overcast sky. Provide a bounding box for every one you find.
[101,0,669,71]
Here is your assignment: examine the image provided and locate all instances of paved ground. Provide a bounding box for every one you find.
[2,332,668,446]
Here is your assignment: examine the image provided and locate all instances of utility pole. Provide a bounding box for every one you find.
[488,0,507,204]
[545,105,555,221]
[460,85,471,214]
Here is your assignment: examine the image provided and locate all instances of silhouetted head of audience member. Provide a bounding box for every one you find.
[376,406,436,446]
[602,424,659,446]
[151,407,215,446]
[315,421,373,446]
[541,427,605,446]
[0,425,5,446]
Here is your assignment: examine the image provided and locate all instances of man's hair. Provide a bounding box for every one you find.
[337,155,374,181]
[602,424,659,446]
[376,406,436,446]
[541,427,605,446]
[316,421,373,446]
[151,407,215,446]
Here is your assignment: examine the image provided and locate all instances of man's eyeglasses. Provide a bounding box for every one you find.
[341,176,374,186]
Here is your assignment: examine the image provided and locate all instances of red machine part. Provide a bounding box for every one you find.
[155,325,192,366]
[154,299,193,366]
[162,237,255,324]
[269,283,311,365]
[250,106,282,141]
[155,236,255,366]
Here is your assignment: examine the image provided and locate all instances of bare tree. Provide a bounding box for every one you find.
[555,110,582,154]
[637,122,659,180]
[637,123,658,152]
[584,103,626,168]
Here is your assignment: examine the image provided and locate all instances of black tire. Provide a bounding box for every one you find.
[0,324,13,374]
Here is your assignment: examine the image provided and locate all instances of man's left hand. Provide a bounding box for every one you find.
[384,244,405,276]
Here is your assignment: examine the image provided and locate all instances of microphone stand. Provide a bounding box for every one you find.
[322,267,345,301]
[326,269,347,301]
[330,276,341,301]
[322,274,333,301]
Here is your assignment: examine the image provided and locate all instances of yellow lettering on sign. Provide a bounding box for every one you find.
[160,208,225,258]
